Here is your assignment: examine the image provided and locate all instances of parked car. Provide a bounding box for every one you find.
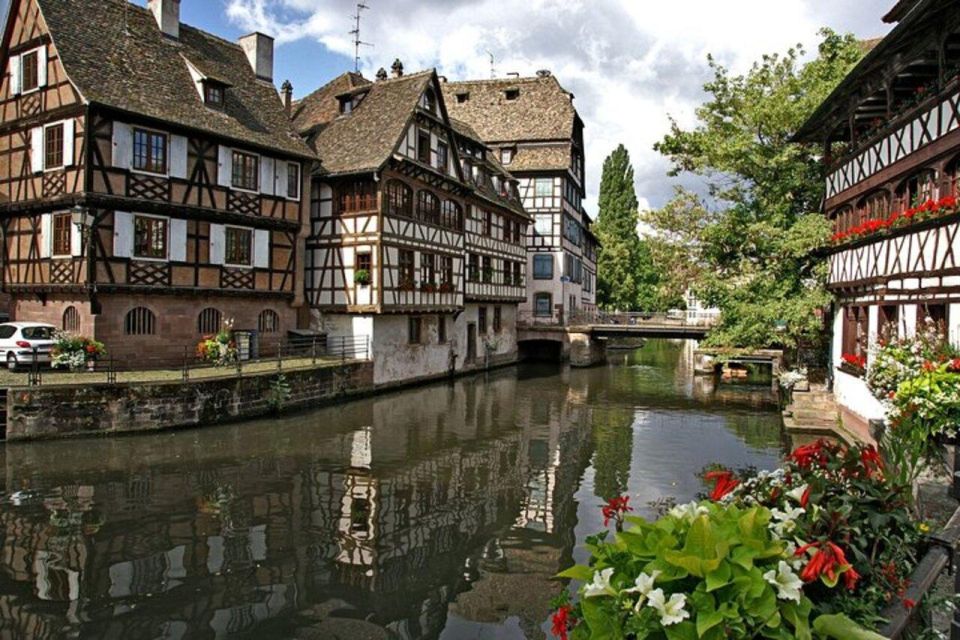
[0,323,56,371]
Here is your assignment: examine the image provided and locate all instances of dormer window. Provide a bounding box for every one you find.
[420,89,437,113]
[500,148,514,165]
[204,81,225,107]
[504,89,520,101]
[339,96,353,115]
[456,92,470,103]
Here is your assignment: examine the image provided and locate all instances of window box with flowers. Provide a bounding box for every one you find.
[831,196,959,247]
[354,269,371,286]
[439,281,455,294]
[839,352,867,376]
[421,282,437,294]
[196,320,238,367]
[398,278,416,292]
[51,332,106,372]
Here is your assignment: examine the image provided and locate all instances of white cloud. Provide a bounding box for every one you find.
[224,0,890,213]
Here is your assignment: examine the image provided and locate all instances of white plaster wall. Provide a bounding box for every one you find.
[456,303,519,361]
[371,315,456,386]
[903,304,918,337]
[950,303,960,347]
[834,370,885,423]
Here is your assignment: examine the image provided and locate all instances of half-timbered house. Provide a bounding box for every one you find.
[796,0,960,435]
[0,0,314,362]
[443,72,598,324]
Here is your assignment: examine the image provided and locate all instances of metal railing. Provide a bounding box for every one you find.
[22,335,370,387]
[518,309,721,329]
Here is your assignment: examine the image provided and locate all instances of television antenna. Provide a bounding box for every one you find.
[350,3,373,72]
[485,50,496,79]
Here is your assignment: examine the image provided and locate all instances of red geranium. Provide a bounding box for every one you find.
[841,353,867,369]
[705,470,739,501]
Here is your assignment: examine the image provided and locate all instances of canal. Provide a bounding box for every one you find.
[0,340,783,640]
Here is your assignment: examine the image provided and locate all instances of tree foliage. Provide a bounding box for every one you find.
[644,30,864,350]
[595,145,663,311]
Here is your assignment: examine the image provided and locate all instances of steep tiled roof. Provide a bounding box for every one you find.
[883,0,921,23]
[298,71,434,176]
[507,144,572,172]
[442,75,577,143]
[35,0,313,158]
[291,71,371,133]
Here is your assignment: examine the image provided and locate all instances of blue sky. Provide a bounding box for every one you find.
[1,0,893,212]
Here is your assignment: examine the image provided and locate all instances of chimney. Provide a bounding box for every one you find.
[375,68,388,81]
[281,80,293,117]
[391,59,404,78]
[148,0,180,39]
[536,69,552,78]
[239,32,275,82]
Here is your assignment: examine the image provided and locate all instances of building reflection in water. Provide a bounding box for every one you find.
[0,341,780,640]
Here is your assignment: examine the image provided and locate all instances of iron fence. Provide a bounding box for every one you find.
[21,335,370,387]
[518,309,722,329]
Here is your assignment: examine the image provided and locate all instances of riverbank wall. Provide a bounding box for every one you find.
[5,362,374,441]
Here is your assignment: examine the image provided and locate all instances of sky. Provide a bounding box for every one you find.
[3,0,894,214]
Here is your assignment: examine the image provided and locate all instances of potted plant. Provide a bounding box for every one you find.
[399,277,416,292]
[354,269,371,286]
[439,281,455,294]
[196,319,239,367]
[421,281,437,293]
[51,331,106,372]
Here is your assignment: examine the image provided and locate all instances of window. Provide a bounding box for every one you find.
[500,148,513,165]
[468,253,479,282]
[62,306,80,332]
[125,307,157,336]
[918,303,948,336]
[482,256,492,283]
[385,180,413,218]
[478,307,488,333]
[204,82,224,106]
[133,215,168,260]
[456,92,470,103]
[357,252,372,274]
[287,163,300,199]
[841,306,868,361]
[133,128,167,174]
[417,190,440,225]
[338,180,377,214]
[0,326,14,340]
[20,50,39,93]
[533,254,553,279]
[513,221,522,243]
[231,150,259,191]
[408,317,423,344]
[437,141,449,173]
[399,249,415,288]
[483,210,492,237]
[52,212,71,256]
[535,178,553,197]
[513,262,522,286]
[440,200,462,230]
[258,309,280,333]
[197,308,222,334]
[437,315,447,343]
[420,89,437,113]
[44,124,64,169]
[417,130,431,164]
[879,305,899,339]
[504,89,520,100]
[440,255,453,286]
[493,306,502,333]
[896,169,937,210]
[421,253,436,286]
[225,227,253,266]
[534,214,552,236]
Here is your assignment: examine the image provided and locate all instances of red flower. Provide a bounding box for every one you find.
[799,485,812,508]
[841,353,867,369]
[902,598,916,610]
[601,496,632,527]
[860,446,883,478]
[551,605,573,640]
[843,565,861,591]
[797,541,859,589]
[705,470,739,501]
[950,358,960,372]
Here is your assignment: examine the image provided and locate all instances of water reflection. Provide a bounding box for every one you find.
[0,340,781,640]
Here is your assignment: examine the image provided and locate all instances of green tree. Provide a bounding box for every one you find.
[594,145,660,311]
[644,30,864,350]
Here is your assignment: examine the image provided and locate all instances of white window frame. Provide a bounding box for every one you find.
[42,121,66,172]
[18,46,45,96]
[50,212,73,259]
[130,126,170,178]
[286,162,301,201]
[230,149,261,194]
[132,213,170,262]
[223,225,254,269]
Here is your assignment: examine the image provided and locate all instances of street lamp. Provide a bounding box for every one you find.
[71,204,94,231]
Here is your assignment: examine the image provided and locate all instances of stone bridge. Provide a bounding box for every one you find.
[517,311,720,366]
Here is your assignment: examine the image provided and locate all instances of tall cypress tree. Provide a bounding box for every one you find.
[594,145,657,310]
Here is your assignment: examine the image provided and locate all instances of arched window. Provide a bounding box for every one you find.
[440,200,463,230]
[197,308,222,335]
[62,306,80,333]
[258,309,280,334]
[896,169,937,210]
[831,205,853,234]
[945,155,960,197]
[384,180,413,218]
[417,190,440,225]
[855,190,890,224]
[125,307,156,336]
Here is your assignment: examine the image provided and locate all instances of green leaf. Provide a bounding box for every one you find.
[556,565,596,581]
[696,607,724,638]
[580,598,623,640]
[812,614,887,640]
[664,515,727,577]
[705,561,732,592]
[664,621,698,640]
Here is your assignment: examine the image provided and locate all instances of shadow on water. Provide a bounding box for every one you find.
[0,339,782,640]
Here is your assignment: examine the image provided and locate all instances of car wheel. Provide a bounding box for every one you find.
[6,353,17,371]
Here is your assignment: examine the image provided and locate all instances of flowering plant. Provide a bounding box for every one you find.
[831,196,958,246]
[840,353,866,370]
[51,332,106,371]
[196,319,238,367]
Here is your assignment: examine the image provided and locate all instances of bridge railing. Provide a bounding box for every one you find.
[518,309,721,329]
[518,309,566,327]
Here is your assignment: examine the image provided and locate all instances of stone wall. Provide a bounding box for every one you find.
[5,361,373,441]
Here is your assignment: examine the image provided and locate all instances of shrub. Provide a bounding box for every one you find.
[196,319,238,367]
[51,331,106,371]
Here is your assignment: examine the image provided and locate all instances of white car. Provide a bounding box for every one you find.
[0,323,56,371]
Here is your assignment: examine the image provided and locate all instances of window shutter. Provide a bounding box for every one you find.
[170,135,188,179]
[63,119,75,167]
[70,219,82,257]
[169,218,187,262]
[260,157,275,196]
[30,127,43,173]
[113,211,133,258]
[275,161,288,199]
[217,146,232,187]
[36,46,47,88]
[209,224,225,264]
[8,54,20,95]
[112,122,131,170]
[254,229,270,269]
[39,213,51,258]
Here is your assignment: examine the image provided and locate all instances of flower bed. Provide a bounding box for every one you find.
[196,320,238,367]
[51,332,106,371]
[552,440,925,639]
[831,196,958,246]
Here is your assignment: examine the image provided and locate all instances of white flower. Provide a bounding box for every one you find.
[669,502,708,522]
[647,589,690,626]
[786,484,809,504]
[763,561,804,603]
[771,506,805,522]
[583,567,616,598]
[623,570,661,610]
